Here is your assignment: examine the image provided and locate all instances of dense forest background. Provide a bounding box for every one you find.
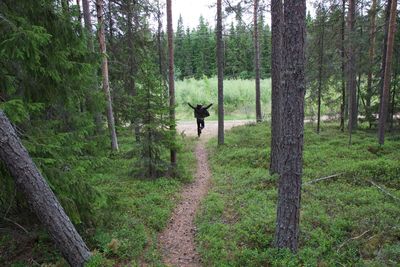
[0,0,399,265]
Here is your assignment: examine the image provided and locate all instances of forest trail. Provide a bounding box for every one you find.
[158,120,251,266]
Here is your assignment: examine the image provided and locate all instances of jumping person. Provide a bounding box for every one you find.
[188,103,213,137]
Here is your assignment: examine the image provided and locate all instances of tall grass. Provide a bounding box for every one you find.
[175,77,271,120]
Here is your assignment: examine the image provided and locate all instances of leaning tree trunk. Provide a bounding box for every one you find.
[378,0,397,145]
[254,0,262,123]
[217,0,225,145]
[270,0,283,174]
[166,0,177,166]
[347,0,357,141]
[0,111,91,267]
[366,0,377,127]
[380,0,392,103]
[275,0,306,252]
[96,0,119,151]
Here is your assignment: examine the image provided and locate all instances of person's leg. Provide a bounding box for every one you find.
[196,119,201,136]
[200,119,205,129]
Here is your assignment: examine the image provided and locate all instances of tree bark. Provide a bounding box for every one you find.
[366,0,377,126]
[217,0,225,145]
[380,0,392,103]
[317,7,325,134]
[378,0,397,145]
[166,0,177,166]
[347,0,357,139]
[270,0,283,174]
[254,0,262,122]
[96,0,119,151]
[0,110,91,267]
[275,0,306,252]
[340,0,346,131]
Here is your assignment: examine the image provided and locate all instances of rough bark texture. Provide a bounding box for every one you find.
[254,0,262,123]
[166,0,177,166]
[340,0,346,131]
[366,0,377,125]
[317,8,325,134]
[378,0,397,145]
[0,110,91,267]
[275,0,306,252]
[217,0,225,145]
[347,0,357,135]
[96,0,119,151]
[270,0,283,174]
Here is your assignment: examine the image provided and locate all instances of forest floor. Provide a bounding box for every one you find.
[158,120,253,266]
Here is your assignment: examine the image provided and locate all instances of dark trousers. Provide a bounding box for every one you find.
[196,118,205,136]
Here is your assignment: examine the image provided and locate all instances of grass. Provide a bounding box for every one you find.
[196,122,400,266]
[0,129,197,266]
[176,77,271,120]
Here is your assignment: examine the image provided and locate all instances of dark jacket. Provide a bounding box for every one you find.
[188,103,213,119]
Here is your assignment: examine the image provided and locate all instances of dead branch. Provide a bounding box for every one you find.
[337,229,371,252]
[368,180,400,202]
[303,173,344,186]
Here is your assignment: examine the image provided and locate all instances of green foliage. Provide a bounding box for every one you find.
[197,122,400,266]
[176,78,272,120]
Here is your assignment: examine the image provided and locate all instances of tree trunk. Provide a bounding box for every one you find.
[366,0,377,126]
[378,0,397,145]
[317,7,325,134]
[340,0,346,131]
[380,0,392,103]
[217,0,225,145]
[270,0,283,174]
[96,0,119,151]
[347,0,357,140]
[0,110,91,267]
[166,0,177,166]
[254,0,262,122]
[76,0,82,24]
[275,0,306,253]
[82,0,103,134]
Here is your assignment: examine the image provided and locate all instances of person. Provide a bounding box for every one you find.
[188,103,213,137]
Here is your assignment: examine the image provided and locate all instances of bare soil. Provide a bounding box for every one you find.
[158,120,252,266]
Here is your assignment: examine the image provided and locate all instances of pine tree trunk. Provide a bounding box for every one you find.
[340,0,346,131]
[317,8,325,134]
[217,0,225,145]
[366,0,377,127]
[82,0,103,134]
[0,110,91,267]
[96,0,119,151]
[347,0,357,138]
[380,0,392,103]
[378,0,397,145]
[275,0,306,252]
[270,0,283,174]
[166,0,177,166]
[254,0,262,122]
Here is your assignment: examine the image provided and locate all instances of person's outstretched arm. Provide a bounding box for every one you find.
[188,103,195,109]
[204,103,213,109]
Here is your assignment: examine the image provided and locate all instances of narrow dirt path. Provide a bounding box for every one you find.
[158,120,252,266]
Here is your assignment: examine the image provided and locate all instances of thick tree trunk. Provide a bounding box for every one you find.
[317,8,325,134]
[347,0,357,140]
[275,0,306,253]
[96,0,119,151]
[254,0,262,122]
[217,0,225,145]
[270,0,283,174]
[378,0,397,145]
[340,0,346,131]
[166,0,177,166]
[0,110,91,267]
[366,0,377,126]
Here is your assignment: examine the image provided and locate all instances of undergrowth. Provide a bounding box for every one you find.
[0,128,196,266]
[197,122,400,266]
